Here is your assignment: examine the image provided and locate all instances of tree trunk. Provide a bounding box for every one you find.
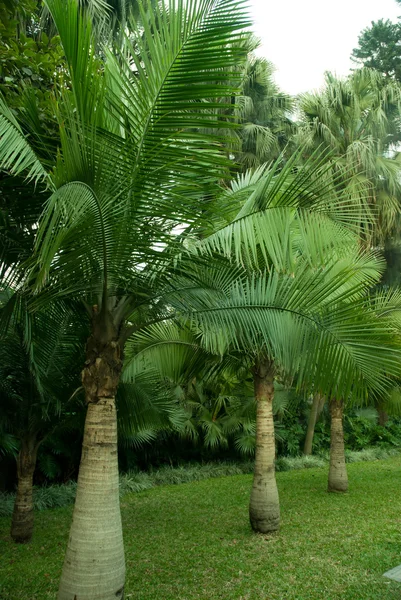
[303,394,325,455]
[10,435,39,543]
[249,357,280,533]
[328,398,348,493]
[378,404,388,427]
[58,333,126,600]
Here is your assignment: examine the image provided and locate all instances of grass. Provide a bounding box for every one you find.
[1,456,401,599]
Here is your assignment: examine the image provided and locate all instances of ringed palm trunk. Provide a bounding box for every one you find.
[328,398,348,493]
[249,357,280,533]
[58,323,126,600]
[303,394,325,455]
[10,435,39,543]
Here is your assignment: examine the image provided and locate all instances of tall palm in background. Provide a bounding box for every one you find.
[295,68,401,471]
[296,68,401,245]
[234,49,294,169]
[303,393,325,455]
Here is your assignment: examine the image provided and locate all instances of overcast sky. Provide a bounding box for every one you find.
[248,0,400,95]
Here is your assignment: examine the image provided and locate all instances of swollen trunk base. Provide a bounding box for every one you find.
[57,398,125,600]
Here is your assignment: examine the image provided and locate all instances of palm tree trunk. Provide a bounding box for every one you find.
[378,403,388,426]
[303,394,325,455]
[249,357,280,533]
[328,398,348,493]
[58,335,125,600]
[10,435,39,544]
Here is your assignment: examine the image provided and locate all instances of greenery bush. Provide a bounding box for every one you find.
[275,455,326,471]
[277,411,401,456]
[344,446,401,462]
[344,417,401,450]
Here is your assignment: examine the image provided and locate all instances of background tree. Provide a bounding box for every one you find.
[296,68,401,246]
[234,48,295,169]
[0,294,85,543]
[303,393,325,455]
[351,19,401,81]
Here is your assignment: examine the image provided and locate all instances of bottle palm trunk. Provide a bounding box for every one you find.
[328,398,348,493]
[249,357,280,533]
[10,435,39,543]
[57,334,126,600]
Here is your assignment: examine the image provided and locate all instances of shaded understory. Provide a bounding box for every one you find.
[1,457,401,599]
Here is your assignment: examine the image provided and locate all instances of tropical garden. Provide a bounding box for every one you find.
[1,0,401,598]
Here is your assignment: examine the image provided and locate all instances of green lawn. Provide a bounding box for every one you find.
[1,457,401,599]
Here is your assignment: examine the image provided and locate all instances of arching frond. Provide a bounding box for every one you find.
[0,95,49,183]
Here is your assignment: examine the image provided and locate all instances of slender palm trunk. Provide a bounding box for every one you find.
[10,435,39,543]
[328,398,348,493]
[303,394,325,455]
[249,357,280,533]
[58,330,125,600]
[378,403,388,427]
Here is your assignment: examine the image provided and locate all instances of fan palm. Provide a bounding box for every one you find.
[296,68,401,245]
[235,49,295,169]
[125,325,258,454]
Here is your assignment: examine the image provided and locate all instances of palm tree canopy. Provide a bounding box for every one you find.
[296,68,401,243]
[0,0,251,306]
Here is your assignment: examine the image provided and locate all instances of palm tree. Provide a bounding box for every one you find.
[296,68,401,245]
[0,0,254,596]
[162,255,401,532]
[0,293,86,542]
[234,48,295,169]
[116,156,401,536]
[327,398,348,492]
[2,4,401,594]
[186,155,401,532]
[326,288,401,493]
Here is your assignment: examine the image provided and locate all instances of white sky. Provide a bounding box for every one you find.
[249,0,400,95]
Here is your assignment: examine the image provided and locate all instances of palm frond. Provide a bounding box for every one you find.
[0,95,49,183]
